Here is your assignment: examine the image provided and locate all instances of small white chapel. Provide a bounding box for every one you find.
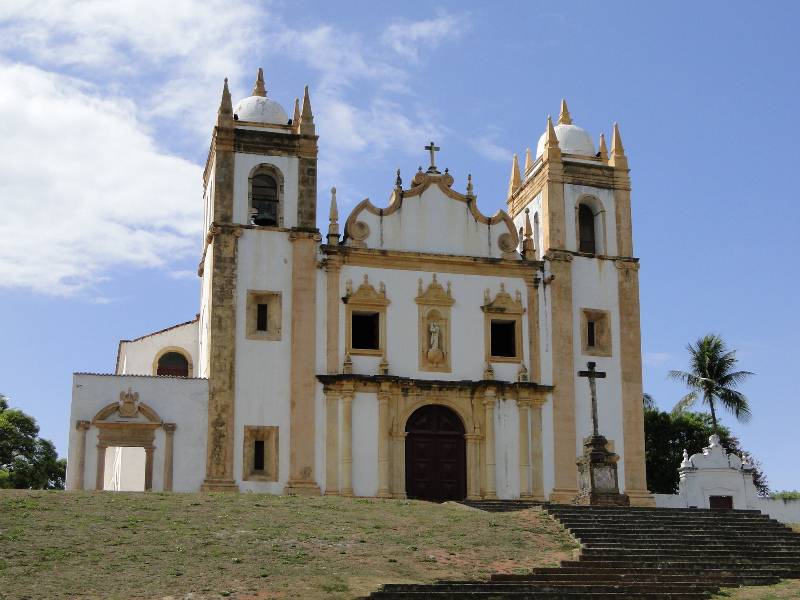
[66,68,653,506]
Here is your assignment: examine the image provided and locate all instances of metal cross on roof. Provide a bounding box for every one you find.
[425,141,441,174]
[578,361,607,438]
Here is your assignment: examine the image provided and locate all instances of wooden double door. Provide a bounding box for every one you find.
[405,405,466,502]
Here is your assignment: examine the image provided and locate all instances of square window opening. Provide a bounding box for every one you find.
[587,320,596,347]
[352,312,380,350]
[253,440,265,471]
[256,303,268,332]
[490,320,517,358]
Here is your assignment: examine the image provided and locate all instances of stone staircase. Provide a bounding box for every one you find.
[363,504,800,599]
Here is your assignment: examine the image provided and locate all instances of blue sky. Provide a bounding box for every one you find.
[1,1,798,491]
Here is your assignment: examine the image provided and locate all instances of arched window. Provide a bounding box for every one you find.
[156,352,189,377]
[578,204,596,254]
[251,173,279,226]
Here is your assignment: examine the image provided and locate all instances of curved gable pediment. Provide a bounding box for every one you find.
[342,171,520,259]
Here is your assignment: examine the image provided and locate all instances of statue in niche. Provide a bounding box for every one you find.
[426,318,444,365]
[429,321,440,351]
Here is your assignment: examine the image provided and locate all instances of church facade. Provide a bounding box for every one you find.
[66,68,653,505]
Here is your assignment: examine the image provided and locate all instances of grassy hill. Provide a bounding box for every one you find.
[0,491,576,600]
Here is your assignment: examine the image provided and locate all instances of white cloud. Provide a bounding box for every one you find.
[382,13,468,61]
[644,352,672,367]
[469,131,513,163]
[0,63,202,295]
[0,4,471,295]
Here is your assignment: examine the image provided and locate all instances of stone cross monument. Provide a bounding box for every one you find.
[574,361,630,506]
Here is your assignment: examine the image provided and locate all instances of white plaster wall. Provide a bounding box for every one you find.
[232,152,299,228]
[118,321,199,377]
[233,228,293,493]
[198,255,213,378]
[570,255,625,489]
[351,184,517,258]
[494,397,520,499]
[103,446,146,491]
[340,266,530,383]
[352,392,379,497]
[67,374,208,492]
[753,498,800,524]
[564,184,618,256]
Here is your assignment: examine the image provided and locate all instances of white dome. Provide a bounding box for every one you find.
[536,123,596,157]
[233,95,289,125]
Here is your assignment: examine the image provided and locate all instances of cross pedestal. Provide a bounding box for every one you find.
[574,362,630,506]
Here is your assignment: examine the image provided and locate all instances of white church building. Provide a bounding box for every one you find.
[66,68,653,505]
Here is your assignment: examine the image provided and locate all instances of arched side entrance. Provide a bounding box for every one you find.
[405,404,466,502]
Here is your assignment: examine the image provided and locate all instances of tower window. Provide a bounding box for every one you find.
[587,320,596,347]
[256,303,268,332]
[253,440,265,471]
[251,173,279,226]
[581,309,611,357]
[578,204,596,254]
[351,312,380,350]
[156,351,189,377]
[490,320,517,358]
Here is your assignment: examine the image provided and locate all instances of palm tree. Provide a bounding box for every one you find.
[669,334,753,432]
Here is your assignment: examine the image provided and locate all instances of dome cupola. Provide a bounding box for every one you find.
[535,99,595,158]
[233,68,290,125]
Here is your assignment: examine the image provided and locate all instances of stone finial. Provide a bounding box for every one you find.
[609,122,627,169]
[118,388,140,418]
[379,355,389,376]
[708,433,721,448]
[345,279,353,296]
[524,147,534,172]
[483,288,490,304]
[598,132,609,161]
[417,278,423,295]
[681,449,692,468]
[522,208,535,260]
[292,97,300,126]
[543,115,562,162]
[299,85,315,135]
[327,187,339,244]
[508,154,521,197]
[518,363,529,382]
[466,173,474,197]
[252,67,267,97]
[395,169,402,189]
[217,78,233,125]
[343,352,353,374]
[558,98,573,125]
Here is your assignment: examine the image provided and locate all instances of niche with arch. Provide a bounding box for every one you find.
[575,195,607,255]
[415,275,454,372]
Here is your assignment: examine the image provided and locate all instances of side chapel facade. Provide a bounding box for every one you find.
[66,68,654,506]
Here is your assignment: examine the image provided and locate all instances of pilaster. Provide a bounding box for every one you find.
[163,423,176,492]
[482,388,497,499]
[524,273,542,383]
[284,229,323,496]
[340,387,354,497]
[530,399,546,501]
[74,420,90,491]
[324,389,340,495]
[517,394,532,499]
[325,255,342,374]
[377,384,391,498]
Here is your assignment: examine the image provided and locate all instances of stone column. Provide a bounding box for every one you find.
[324,389,340,495]
[144,447,155,491]
[95,443,107,490]
[465,433,482,500]
[517,395,532,499]
[530,400,546,501]
[285,230,323,495]
[74,420,91,490]
[524,274,542,383]
[325,257,342,374]
[482,387,497,499]
[340,388,354,497]
[163,423,176,492]
[377,385,391,498]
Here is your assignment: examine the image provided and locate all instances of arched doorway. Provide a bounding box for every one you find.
[405,404,466,502]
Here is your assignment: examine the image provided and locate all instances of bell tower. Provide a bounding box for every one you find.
[198,68,321,493]
[506,100,652,506]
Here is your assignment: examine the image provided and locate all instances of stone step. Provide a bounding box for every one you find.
[562,558,800,568]
[574,540,800,550]
[487,575,779,586]
[367,593,715,599]
[581,548,800,557]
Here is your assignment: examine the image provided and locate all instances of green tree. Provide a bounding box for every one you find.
[0,394,66,489]
[644,407,768,496]
[669,334,753,432]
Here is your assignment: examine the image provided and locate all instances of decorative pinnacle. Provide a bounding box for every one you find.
[611,122,625,156]
[524,147,533,172]
[524,208,533,238]
[395,169,402,189]
[300,85,314,134]
[598,132,609,160]
[292,97,300,124]
[329,187,338,224]
[558,98,572,125]
[217,78,233,123]
[545,115,559,147]
[508,153,521,197]
[522,207,535,259]
[252,67,266,97]
[466,173,474,196]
